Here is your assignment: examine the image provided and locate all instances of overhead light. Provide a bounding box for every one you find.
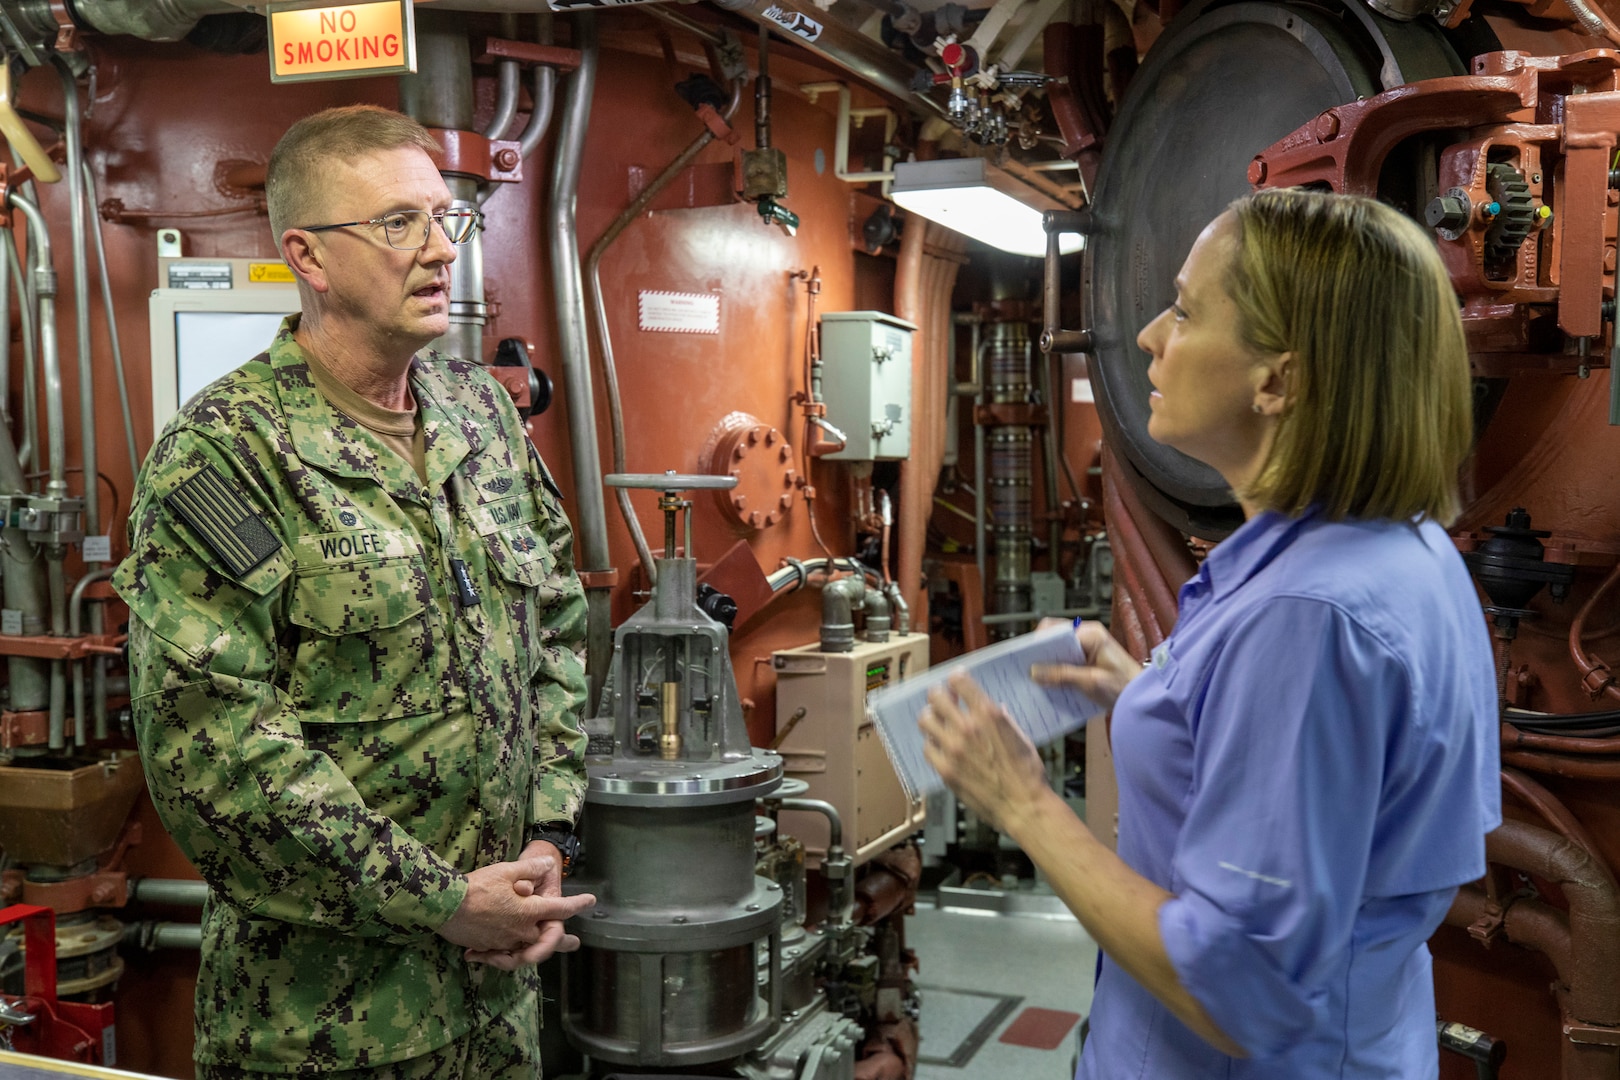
[889,158,1083,259]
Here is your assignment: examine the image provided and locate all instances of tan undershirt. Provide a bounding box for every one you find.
[305,355,428,484]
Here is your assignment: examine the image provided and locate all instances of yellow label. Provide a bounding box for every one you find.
[249,262,296,284]
[270,1,412,81]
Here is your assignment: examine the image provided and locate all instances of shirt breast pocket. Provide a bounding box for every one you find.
[286,557,441,722]
[480,492,549,667]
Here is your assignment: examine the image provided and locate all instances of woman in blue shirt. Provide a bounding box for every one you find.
[920,189,1500,1078]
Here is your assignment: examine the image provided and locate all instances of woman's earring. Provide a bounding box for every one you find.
[1252,403,1263,414]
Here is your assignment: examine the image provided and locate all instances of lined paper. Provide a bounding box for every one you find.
[867,622,1104,800]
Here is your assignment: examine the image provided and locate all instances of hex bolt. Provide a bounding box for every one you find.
[1424,194,1470,232]
[495,148,521,171]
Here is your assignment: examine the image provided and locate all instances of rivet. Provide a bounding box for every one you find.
[593,910,609,918]
[674,915,687,923]
[747,903,760,911]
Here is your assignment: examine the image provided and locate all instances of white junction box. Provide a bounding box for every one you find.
[772,633,930,866]
[818,311,916,461]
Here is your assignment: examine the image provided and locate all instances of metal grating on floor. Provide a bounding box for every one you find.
[915,985,1024,1068]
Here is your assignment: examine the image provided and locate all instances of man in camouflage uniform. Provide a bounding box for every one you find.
[113,106,595,1079]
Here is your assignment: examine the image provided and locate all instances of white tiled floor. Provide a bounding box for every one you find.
[908,899,1098,1080]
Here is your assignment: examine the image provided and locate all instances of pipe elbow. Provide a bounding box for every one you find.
[821,574,865,653]
[865,590,891,642]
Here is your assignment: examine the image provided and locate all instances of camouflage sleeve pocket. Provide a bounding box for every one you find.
[286,557,441,722]
[486,523,550,588]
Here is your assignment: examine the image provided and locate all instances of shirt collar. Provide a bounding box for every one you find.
[1199,506,1321,602]
[270,315,478,495]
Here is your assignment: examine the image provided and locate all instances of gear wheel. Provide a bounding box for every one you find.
[1484,163,1535,266]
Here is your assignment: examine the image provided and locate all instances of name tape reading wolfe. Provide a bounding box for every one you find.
[268,0,416,83]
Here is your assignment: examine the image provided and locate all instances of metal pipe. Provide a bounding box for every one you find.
[1501,766,1610,878]
[7,196,64,506]
[780,795,854,924]
[121,921,203,951]
[69,567,113,746]
[514,14,557,159]
[780,796,843,849]
[400,13,484,363]
[725,0,929,110]
[58,63,111,746]
[973,329,987,593]
[1445,818,1620,1077]
[803,82,898,188]
[6,241,36,472]
[548,15,612,706]
[57,60,98,550]
[820,575,864,653]
[756,24,771,151]
[129,877,209,907]
[646,5,724,45]
[0,350,47,715]
[481,15,523,140]
[0,206,9,431]
[584,48,744,592]
[82,162,139,478]
[9,194,69,750]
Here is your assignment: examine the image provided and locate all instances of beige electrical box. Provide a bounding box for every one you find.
[772,633,929,866]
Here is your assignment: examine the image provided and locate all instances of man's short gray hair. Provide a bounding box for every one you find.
[266,105,441,240]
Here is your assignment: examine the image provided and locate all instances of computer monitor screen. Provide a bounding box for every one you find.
[174,310,290,405]
[149,287,300,433]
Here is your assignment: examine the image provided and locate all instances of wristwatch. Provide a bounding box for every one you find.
[525,821,582,877]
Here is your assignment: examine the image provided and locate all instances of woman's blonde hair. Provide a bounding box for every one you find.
[1226,188,1471,525]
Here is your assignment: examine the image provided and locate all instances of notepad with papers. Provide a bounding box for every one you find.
[866,621,1105,801]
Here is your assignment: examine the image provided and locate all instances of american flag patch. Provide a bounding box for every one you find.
[165,465,281,577]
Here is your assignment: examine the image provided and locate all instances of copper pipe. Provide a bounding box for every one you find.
[1501,766,1610,878]
[1504,720,1620,756]
[1447,885,1575,997]
[1446,819,1620,1080]
[894,213,926,617]
[855,844,920,925]
[1504,749,1620,779]
[1102,441,1199,600]
[1569,561,1620,701]
[1101,447,1179,635]
[1474,819,1620,1024]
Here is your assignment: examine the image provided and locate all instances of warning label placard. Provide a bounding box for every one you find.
[269,1,415,83]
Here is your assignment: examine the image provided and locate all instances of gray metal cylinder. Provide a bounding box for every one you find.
[130,878,209,907]
[564,759,783,1068]
[399,15,488,364]
[986,322,1034,639]
[436,189,486,362]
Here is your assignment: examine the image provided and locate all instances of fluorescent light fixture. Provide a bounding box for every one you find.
[890,158,1083,259]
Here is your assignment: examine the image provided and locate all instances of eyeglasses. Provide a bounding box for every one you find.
[299,208,484,249]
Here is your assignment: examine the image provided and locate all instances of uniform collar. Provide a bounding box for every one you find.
[271,315,479,495]
[1198,506,1320,602]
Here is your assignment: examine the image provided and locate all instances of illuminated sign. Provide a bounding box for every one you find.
[267,0,416,84]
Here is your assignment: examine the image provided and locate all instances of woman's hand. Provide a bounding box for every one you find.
[920,673,1052,835]
[1030,618,1141,710]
